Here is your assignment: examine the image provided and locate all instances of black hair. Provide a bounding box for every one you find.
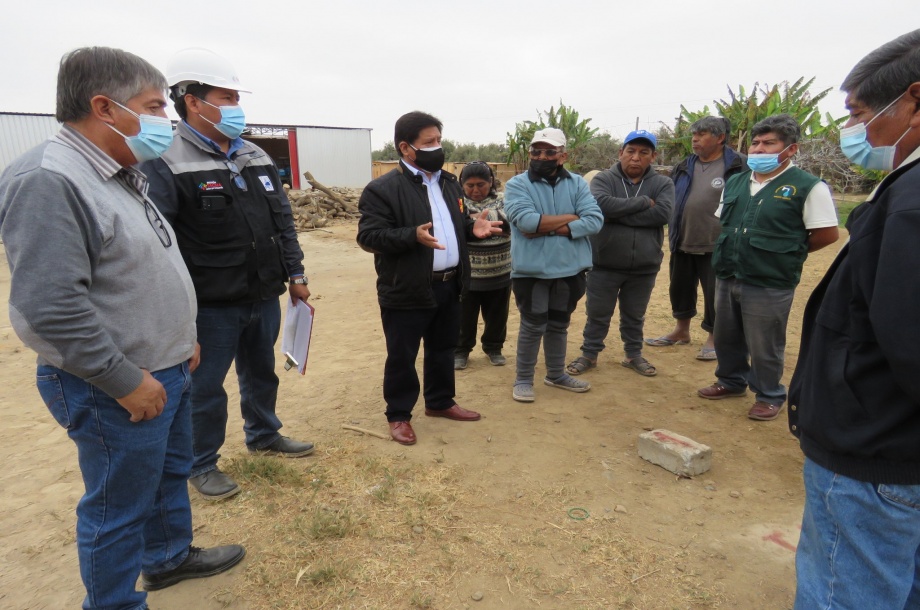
[751,114,801,146]
[171,83,215,120]
[459,161,497,198]
[394,111,443,158]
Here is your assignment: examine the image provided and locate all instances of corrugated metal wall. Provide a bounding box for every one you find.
[0,114,61,173]
[295,127,371,188]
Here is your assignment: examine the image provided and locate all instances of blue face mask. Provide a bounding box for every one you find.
[105,100,174,163]
[839,94,911,171]
[747,144,792,174]
[198,98,246,139]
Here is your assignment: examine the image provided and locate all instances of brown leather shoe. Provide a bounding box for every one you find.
[424,404,481,421]
[698,383,747,400]
[388,421,417,445]
[748,401,784,421]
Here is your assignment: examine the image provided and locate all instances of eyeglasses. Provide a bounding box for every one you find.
[529,148,562,159]
[226,161,248,191]
[143,198,173,248]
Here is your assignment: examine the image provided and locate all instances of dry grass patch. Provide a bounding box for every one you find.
[194,439,724,609]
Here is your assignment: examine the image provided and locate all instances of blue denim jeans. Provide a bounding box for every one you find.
[191,299,284,476]
[580,269,657,360]
[713,278,794,405]
[36,363,193,610]
[795,458,920,609]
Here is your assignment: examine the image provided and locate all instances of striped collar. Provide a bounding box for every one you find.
[55,125,148,195]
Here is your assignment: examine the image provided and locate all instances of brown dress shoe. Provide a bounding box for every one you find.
[698,383,747,400]
[424,404,481,421]
[388,421,417,445]
[748,401,784,421]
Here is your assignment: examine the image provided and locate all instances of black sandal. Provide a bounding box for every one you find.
[566,356,596,376]
[621,356,657,377]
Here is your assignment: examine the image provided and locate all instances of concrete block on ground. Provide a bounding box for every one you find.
[638,429,712,476]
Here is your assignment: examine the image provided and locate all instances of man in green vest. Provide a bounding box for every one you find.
[697,114,839,421]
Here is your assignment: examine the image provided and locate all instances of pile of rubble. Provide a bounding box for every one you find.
[284,172,361,230]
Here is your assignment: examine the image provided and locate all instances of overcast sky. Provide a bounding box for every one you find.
[1,1,915,150]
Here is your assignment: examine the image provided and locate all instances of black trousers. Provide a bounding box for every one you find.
[456,285,512,356]
[380,280,460,422]
[668,250,716,333]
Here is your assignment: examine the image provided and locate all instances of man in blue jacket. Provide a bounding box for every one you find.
[790,29,920,608]
[504,128,603,402]
[645,117,747,361]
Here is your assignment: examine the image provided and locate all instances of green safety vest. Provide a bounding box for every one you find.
[712,166,821,289]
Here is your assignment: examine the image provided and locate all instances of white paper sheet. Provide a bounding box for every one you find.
[280,297,315,375]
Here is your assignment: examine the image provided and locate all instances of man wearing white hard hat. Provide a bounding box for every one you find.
[503,128,603,403]
[143,48,314,501]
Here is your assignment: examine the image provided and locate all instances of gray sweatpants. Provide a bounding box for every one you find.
[579,268,657,360]
[512,273,586,384]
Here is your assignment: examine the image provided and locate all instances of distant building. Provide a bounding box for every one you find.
[0,112,372,188]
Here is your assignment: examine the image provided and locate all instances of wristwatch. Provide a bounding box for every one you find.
[290,277,308,286]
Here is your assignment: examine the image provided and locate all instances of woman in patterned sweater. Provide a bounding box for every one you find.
[454,162,512,369]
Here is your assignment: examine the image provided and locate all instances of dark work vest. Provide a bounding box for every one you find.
[712,166,821,289]
[169,150,288,306]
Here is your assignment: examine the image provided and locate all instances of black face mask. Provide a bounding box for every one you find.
[530,159,559,178]
[410,146,445,173]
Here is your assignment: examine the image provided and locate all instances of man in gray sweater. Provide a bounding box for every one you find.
[567,130,674,378]
[0,47,243,609]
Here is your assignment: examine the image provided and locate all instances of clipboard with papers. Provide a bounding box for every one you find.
[280,297,315,375]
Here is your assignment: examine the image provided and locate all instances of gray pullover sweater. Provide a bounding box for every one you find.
[589,162,674,274]
[0,128,197,398]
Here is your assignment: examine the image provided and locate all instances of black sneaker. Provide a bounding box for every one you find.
[189,469,241,501]
[248,436,315,458]
[486,352,506,366]
[454,354,468,370]
[142,545,246,591]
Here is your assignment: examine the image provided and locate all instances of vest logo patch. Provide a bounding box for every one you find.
[258,175,274,191]
[775,184,797,200]
[198,181,224,191]
[711,177,724,189]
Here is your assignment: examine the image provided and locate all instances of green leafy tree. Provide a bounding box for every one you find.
[371,141,397,161]
[505,101,599,173]
[658,77,846,163]
[576,133,623,173]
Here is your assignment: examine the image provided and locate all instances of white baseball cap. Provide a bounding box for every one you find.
[530,128,567,148]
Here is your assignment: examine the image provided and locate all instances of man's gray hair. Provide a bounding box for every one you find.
[751,114,801,146]
[690,116,729,140]
[842,29,920,111]
[56,47,167,123]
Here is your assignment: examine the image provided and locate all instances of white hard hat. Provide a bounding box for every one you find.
[166,47,251,95]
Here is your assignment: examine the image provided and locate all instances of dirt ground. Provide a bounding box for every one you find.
[0,222,846,609]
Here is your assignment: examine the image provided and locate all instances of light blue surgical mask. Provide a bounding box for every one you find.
[105,100,174,163]
[747,144,792,174]
[198,98,246,139]
[839,93,911,171]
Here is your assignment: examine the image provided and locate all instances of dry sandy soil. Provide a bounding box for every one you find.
[0,222,846,609]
